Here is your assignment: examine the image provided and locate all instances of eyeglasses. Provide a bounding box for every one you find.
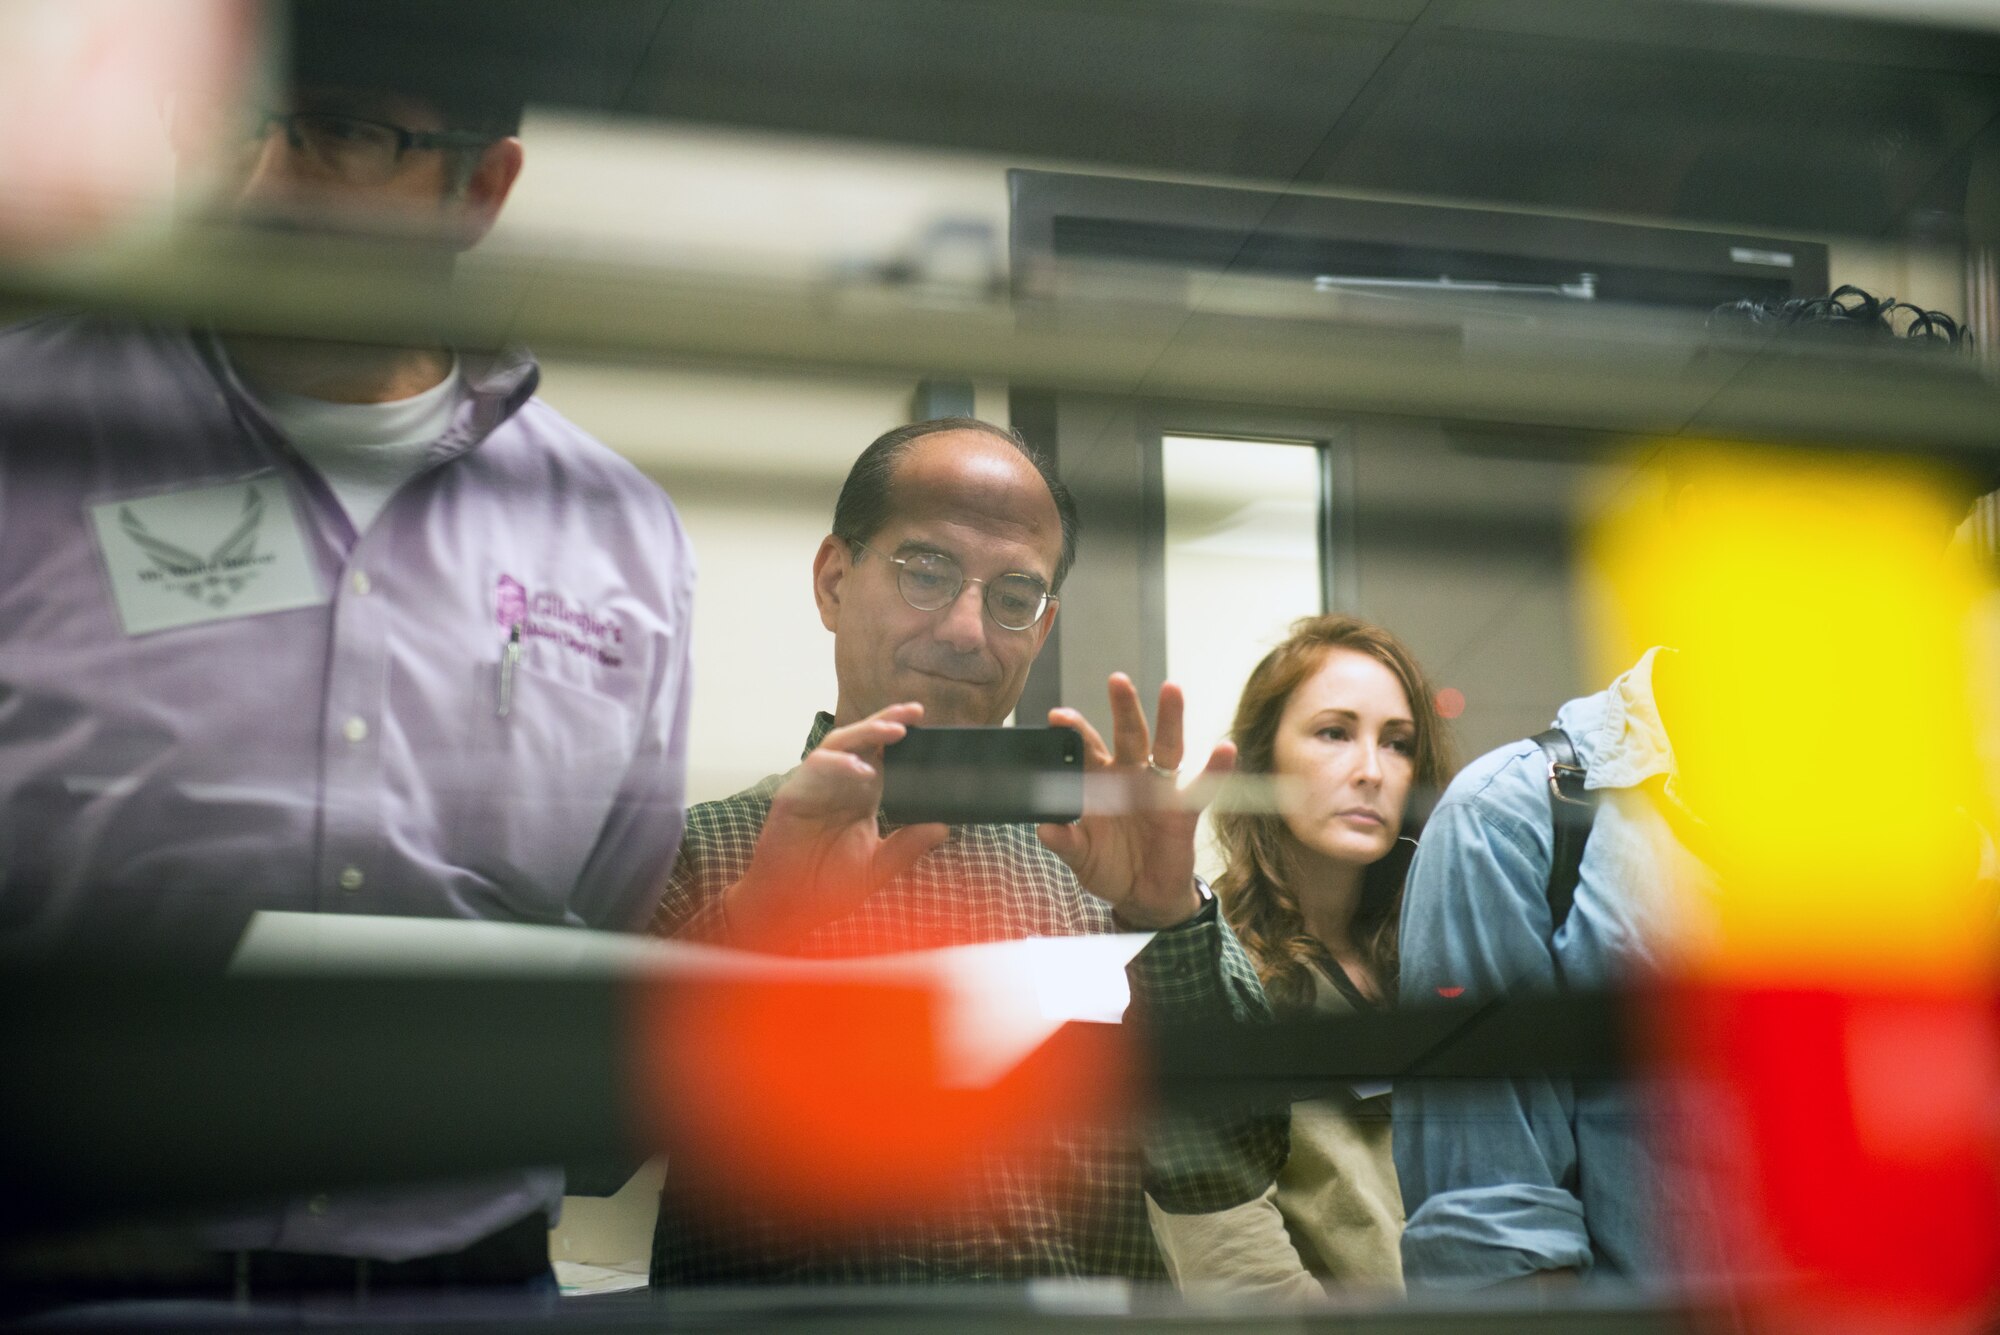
[847,539,1057,631]
[242,110,497,186]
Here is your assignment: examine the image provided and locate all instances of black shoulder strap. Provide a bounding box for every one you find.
[1531,728,1598,935]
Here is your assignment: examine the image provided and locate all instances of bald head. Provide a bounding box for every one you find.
[830,418,1077,592]
[814,424,1072,726]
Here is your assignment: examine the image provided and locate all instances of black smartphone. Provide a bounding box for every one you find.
[879,725,1084,826]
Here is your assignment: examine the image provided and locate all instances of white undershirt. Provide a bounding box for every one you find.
[244,361,463,533]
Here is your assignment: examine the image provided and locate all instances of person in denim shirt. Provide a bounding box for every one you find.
[1394,288,1995,1291]
[1393,648,1706,1286]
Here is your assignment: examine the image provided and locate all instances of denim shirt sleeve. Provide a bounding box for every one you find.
[1393,753,1594,1285]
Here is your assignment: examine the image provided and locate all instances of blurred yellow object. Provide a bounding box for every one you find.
[1589,443,1994,987]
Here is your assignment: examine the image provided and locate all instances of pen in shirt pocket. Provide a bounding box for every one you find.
[497,624,521,717]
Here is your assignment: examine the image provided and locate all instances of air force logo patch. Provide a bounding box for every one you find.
[88,475,326,635]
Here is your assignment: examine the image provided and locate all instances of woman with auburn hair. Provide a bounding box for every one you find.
[1149,614,1453,1301]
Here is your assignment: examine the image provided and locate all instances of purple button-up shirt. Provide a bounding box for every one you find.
[0,316,695,1257]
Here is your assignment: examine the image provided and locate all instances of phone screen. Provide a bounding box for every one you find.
[879,725,1084,826]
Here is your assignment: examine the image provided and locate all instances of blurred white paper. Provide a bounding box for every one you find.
[552,1259,649,1297]
[231,912,1150,1088]
[919,933,1149,1086]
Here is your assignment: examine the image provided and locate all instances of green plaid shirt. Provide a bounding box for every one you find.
[650,713,1286,1285]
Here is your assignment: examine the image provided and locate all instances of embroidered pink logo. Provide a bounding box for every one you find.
[493,573,626,668]
[495,574,528,629]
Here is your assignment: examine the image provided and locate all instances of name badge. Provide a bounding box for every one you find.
[88,475,326,635]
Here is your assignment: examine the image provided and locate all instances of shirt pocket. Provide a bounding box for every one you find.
[449,661,636,919]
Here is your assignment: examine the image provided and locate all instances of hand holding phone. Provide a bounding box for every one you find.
[721,703,948,950]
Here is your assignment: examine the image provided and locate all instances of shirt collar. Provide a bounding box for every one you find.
[199,331,540,466]
[448,347,540,455]
[803,711,837,759]
[1554,646,1679,791]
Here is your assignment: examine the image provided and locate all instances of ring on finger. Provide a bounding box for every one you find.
[1145,759,1178,781]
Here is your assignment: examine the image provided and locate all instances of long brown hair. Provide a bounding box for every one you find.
[1213,615,1453,1012]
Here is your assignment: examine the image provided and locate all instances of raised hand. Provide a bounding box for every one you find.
[721,703,948,951]
[1037,674,1236,930]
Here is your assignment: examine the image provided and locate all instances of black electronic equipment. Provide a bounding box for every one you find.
[879,725,1084,826]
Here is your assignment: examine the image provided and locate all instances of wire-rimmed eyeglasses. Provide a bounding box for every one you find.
[242,110,497,186]
[846,539,1057,631]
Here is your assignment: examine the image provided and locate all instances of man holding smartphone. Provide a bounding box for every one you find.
[651,417,1285,1284]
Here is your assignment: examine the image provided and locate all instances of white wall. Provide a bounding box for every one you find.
[492,112,1015,287]
[1827,239,1965,317]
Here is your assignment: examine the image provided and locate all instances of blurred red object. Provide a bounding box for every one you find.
[630,971,1134,1225]
[1659,982,2000,1333]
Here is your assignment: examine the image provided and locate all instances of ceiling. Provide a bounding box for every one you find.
[359,0,2000,239]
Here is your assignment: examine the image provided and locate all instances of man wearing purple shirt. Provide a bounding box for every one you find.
[0,18,694,1302]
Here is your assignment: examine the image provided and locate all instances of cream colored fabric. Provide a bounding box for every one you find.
[1148,965,1404,1302]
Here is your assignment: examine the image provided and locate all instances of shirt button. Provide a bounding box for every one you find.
[307,1194,330,1216]
[350,571,372,596]
[337,866,364,892]
[342,716,368,743]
